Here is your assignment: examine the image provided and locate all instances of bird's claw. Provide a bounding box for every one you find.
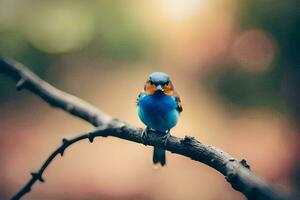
[141,127,149,145]
[162,132,170,147]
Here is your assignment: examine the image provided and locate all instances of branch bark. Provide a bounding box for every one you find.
[0,58,294,200]
[0,58,112,126]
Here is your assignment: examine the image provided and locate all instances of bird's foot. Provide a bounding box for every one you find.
[141,127,150,145]
[162,131,171,147]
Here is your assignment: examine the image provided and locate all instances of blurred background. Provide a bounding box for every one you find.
[0,0,299,199]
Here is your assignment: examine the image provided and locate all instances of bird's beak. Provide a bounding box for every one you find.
[155,85,164,93]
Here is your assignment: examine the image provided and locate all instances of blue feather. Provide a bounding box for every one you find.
[138,93,179,132]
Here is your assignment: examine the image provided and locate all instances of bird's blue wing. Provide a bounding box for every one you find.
[136,92,146,106]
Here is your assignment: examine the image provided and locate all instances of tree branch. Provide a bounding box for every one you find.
[0,58,112,126]
[0,58,294,200]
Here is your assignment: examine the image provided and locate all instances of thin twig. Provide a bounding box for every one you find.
[0,58,294,200]
[10,134,90,200]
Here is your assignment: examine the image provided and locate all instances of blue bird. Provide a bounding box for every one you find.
[137,72,183,166]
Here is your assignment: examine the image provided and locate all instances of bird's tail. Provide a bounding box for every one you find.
[153,147,166,166]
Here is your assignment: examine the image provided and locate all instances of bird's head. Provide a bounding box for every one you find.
[144,72,174,95]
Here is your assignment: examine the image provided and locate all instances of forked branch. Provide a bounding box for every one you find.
[0,58,294,200]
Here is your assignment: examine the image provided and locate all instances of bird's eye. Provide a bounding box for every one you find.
[165,81,169,85]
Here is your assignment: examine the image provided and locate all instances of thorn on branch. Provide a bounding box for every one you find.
[62,138,68,143]
[59,138,69,156]
[88,133,94,143]
[89,123,113,141]
[16,78,26,90]
[31,172,44,182]
[59,148,65,156]
[240,159,251,170]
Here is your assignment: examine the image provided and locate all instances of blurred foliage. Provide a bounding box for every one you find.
[0,0,154,101]
[0,0,299,121]
[207,65,283,109]
[206,0,300,116]
[0,0,153,60]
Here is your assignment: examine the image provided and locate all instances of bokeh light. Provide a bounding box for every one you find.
[232,29,277,72]
[158,0,206,21]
